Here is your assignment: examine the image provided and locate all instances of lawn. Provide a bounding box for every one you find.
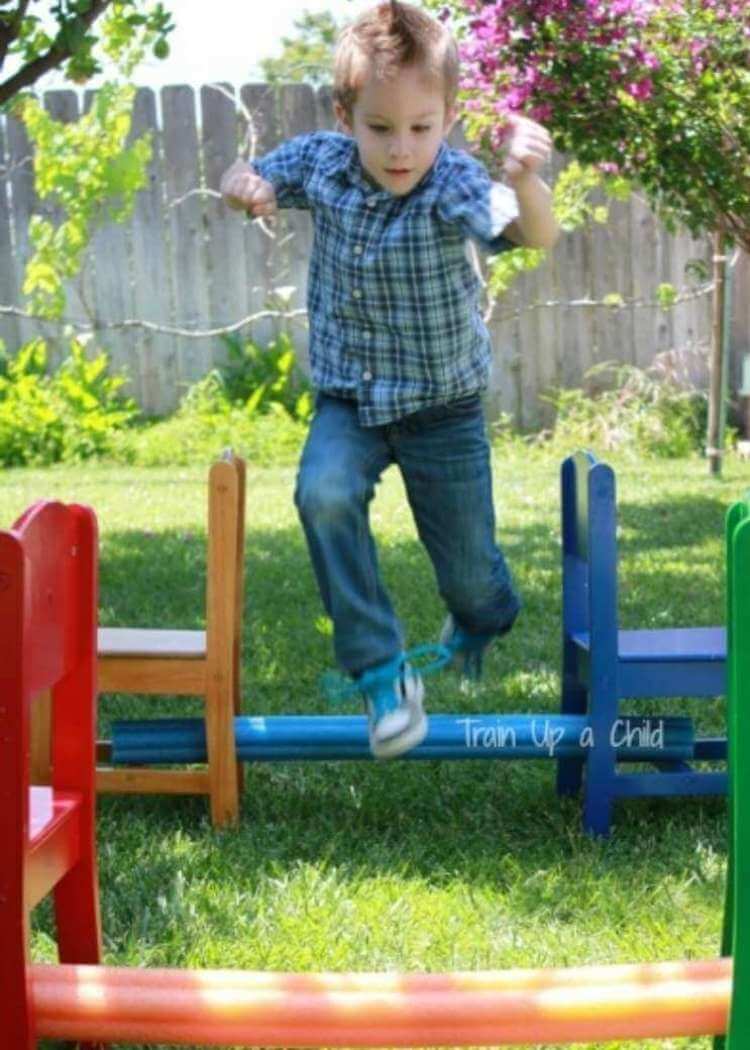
[3,444,745,1050]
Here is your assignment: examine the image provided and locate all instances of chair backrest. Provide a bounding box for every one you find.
[0,500,98,897]
[206,450,246,701]
[560,451,619,658]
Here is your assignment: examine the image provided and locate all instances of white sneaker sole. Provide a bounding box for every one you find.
[370,710,428,759]
[369,673,428,759]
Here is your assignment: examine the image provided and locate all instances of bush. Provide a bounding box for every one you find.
[108,335,314,468]
[110,402,307,468]
[528,360,709,458]
[0,338,138,467]
[220,330,313,423]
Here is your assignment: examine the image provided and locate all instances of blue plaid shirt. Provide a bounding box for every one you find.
[252,131,519,426]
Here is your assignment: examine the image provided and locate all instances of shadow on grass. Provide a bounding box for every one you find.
[92,762,726,949]
[617,494,730,553]
[98,518,565,722]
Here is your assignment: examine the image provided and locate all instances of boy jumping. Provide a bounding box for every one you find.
[221,0,559,758]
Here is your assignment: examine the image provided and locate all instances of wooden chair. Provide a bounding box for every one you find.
[557,450,727,837]
[0,500,102,1049]
[96,450,246,827]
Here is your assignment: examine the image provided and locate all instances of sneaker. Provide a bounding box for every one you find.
[439,614,495,680]
[357,653,428,759]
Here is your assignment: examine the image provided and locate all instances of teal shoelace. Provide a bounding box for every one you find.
[320,643,454,705]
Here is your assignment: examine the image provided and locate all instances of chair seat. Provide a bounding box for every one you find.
[28,786,83,909]
[98,627,207,659]
[29,786,80,843]
[571,626,726,662]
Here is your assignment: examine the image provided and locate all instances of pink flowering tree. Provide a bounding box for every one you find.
[430,0,750,469]
[453,0,748,246]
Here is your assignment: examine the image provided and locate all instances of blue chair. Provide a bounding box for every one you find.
[557,450,727,836]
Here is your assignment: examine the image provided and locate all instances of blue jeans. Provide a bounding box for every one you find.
[294,393,521,676]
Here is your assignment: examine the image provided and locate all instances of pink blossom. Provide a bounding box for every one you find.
[474,23,498,41]
[504,87,530,109]
[626,78,654,100]
[529,101,554,122]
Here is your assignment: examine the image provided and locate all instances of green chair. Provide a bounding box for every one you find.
[718,498,750,1049]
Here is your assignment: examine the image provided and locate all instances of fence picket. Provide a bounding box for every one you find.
[590,180,634,385]
[0,115,20,355]
[129,87,180,415]
[80,89,138,400]
[201,82,250,373]
[240,83,282,355]
[5,112,42,351]
[277,83,318,375]
[162,84,212,392]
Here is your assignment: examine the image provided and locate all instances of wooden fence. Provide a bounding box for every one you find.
[1,81,748,425]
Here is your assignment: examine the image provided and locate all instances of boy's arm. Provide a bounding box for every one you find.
[436,115,560,253]
[435,153,522,255]
[499,115,560,250]
[221,160,277,217]
[502,171,559,251]
[220,133,318,215]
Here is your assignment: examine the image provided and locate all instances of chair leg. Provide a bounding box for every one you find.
[581,740,617,837]
[54,860,101,962]
[557,637,587,797]
[557,682,588,797]
[3,941,36,1049]
[205,672,241,828]
[54,856,104,1050]
[206,456,243,827]
[582,784,614,838]
[580,676,619,838]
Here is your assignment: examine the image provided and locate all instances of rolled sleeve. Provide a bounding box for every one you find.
[437,153,520,253]
[251,132,318,210]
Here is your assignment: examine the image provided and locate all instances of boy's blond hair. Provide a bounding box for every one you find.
[332,0,459,120]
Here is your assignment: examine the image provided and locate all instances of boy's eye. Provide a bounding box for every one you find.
[367,125,431,133]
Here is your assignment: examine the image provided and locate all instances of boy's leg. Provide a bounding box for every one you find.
[394,396,521,644]
[294,394,402,676]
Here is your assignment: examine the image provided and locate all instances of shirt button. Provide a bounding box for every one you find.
[354,245,363,254]
[362,370,373,381]
[352,289,362,299]
[363,330,372,337]
[367,197,377,207]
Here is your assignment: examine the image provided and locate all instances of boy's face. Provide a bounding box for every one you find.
[334,62,456,197]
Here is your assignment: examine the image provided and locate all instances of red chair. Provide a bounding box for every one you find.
[0,500,102,1049]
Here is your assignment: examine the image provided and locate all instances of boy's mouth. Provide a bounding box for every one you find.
[386,168,412,176]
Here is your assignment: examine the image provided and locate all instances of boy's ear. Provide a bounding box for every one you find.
[333,103,353,135]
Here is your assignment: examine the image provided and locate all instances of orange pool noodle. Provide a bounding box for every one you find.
[32,958,730,1046]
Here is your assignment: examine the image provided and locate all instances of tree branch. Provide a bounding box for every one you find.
[0,0,112,107]
[0,1,31,70]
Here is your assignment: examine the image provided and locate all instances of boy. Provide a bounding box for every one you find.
[221,0,559,758]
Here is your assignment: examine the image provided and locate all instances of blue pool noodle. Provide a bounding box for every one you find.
[111,713,694,764]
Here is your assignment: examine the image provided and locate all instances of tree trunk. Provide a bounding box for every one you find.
[707,226,727,476]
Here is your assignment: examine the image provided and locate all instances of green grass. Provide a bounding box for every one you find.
[2,444,744,1050]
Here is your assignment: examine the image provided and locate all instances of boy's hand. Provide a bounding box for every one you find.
[502,114,553,183]
[220,159,277,218]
